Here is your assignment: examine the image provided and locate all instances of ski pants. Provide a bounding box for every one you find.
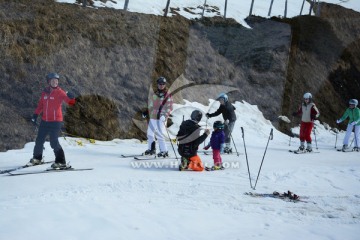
[212,149,222,166]
[299,121,314,143]
[343,124,360,147]
[147,119,168,152]
[224,121,235,144]
[187,155,204,171]
[33,121,65,163]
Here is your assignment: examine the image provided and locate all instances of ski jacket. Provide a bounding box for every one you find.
[294,102,319,122]
[148,89,173,120]
[208,101,236,122]
[210,129,225,150]
[177,120,208,158]
[34,86,75,122]
[339,107,360,125]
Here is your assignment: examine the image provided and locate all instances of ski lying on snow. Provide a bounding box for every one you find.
[336,149,359,152]
[7,167,93,176]
[120,154,144,158]
[244,191,311,203]
[0,161,54,174]
[289,150,320,154]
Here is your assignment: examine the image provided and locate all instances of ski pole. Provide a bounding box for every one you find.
[335,130,338,149]
[230,134,239,156]
[204,117,208,148]
[253,128,273,190]
[163,121,179,160]
[313,126,318,150]
[241,127,253,189]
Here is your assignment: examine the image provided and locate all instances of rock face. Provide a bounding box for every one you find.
[0,0,359,151]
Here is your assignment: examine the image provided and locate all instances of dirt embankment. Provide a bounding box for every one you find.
[0,0,359,151]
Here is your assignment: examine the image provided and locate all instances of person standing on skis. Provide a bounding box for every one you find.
[292,92,320,152]
[143,76,173,157]
[29,73,76,169]
[336,99,360,151]
[177,110,210,171]
[204,121,225,170]
[206,93,236,154]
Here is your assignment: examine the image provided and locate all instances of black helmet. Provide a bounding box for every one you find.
[213,121,224,129]
[46,73,60,82]
[190,110,202,123]
[157,77,166,84]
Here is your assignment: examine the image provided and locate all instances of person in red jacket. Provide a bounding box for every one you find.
[292,92,320,152]
[28,73,76,169]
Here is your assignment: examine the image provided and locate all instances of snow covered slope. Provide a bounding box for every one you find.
[1,100,359,240]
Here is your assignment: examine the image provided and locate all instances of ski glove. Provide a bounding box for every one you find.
[31,114,38,126]
[66,91,75,99]
[220,143,225,154]
[160,115,166,123]
[203,144,210,150]
[336,119,342,124]
[142,111,148,119]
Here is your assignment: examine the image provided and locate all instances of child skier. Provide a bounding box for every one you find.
[292,92,320,152]
[336,99,360,151]
[177,110,210,171]
[204,121,225,170]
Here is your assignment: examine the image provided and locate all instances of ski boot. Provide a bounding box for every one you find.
[223,147,232,154]
[352,147,359,152]
[179,157,189,171]
[342,144,348,152]
[50,162,70,170]
[211,165,225,171]
[144,149,156,155]
[27,158,44,166]
[157,151,169,158]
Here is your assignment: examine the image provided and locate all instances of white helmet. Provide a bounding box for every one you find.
[349,99,358,107]
[217,93,228,102]
[303,92,312,99]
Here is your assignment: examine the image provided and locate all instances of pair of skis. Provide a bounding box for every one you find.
[1,161,93,176]
[289,149,320,154]
[120,154,177,160]
[244,191,313,203]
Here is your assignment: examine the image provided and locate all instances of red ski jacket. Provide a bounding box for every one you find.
[34,86,75,122]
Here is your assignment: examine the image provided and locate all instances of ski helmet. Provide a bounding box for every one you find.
[213,121,224,129]
[303,92,312,99]
[157,77,166,85]
[46,73,60,82]
[190,110,203,123]
[217,93,228,102]
[349,99,358,107]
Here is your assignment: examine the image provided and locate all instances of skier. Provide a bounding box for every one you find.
[29,73,76,169]
[292,92,320,152]
[204,121,225,170]
[336,99,360,151]
[206,93,236,154]
[143,76,173,157]
[177,110,210,171]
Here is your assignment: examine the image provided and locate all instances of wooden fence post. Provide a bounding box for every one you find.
[124,0,129,11]
[268,0,274,16]
[164,0,171,17]
[249,0,255,16]
[224,0,228,19]
[201,0,207,18]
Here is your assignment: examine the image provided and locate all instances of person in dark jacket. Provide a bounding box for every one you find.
[28,73,76,169]
[206,93,236,154]
[177,110,210,171]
